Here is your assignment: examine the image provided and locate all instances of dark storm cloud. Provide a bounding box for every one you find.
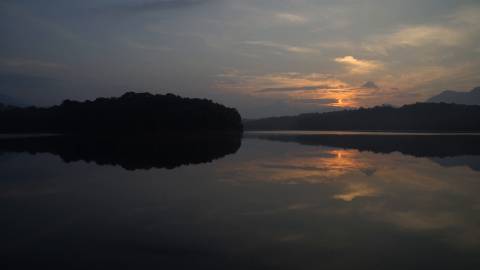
[256,85,339,93]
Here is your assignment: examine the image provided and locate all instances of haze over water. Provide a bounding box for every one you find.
[2,132,480,269]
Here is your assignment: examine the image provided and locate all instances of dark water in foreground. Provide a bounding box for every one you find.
[2,132,480,269]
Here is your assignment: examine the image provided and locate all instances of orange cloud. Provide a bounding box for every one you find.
[214,70,399,108]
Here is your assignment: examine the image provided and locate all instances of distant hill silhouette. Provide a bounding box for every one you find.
[0,92,243,134]
[361,81,379,89]
[244,103,480,132]
[427,86,480,105]
[0,134,241,170]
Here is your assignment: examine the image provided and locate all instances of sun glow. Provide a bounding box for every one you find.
[235,149,372,183]
[216,70,394,109]
[286,86,360,108]
[325,94,358,108]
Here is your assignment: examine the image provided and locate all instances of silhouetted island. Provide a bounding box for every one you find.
[0,92,243,134]
[244,103,480,132]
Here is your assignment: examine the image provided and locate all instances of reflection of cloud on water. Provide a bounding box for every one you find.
[385,211,459,231]
[224,148,376,184]
[218,142,480,247]
[333,183,379,201]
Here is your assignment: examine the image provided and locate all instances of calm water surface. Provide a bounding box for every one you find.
[2,132,480,269]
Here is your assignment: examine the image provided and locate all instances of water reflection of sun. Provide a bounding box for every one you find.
[247,149,372,183]
[218,142,480,247]
[220,147,379,199]
[317,149,367,177]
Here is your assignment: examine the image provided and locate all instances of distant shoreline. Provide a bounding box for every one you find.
[244,103,480,132]
[245,130,480,136]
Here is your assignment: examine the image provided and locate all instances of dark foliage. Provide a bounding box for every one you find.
[0,92,243,134]
[244,103,480,132]
[0,133,241,170]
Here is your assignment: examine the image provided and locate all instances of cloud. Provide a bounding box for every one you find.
[334,56,382,74]
[315,41,354,50]
[256,85,341,93]
[215,70,360,107]
[126,40,173,52]
[244,41,318,54]
[106,0,214,13]
[333,183,379,202]
[377,63,478,101]
[0,58,67,73]
[294,98,339,105]
[215,71,347,93]
[378,26,464,52]
[363,5,480,55]
[275,13,307,24]
[389,26,463,47]
[449,5,480,26]
[215,70,410,108]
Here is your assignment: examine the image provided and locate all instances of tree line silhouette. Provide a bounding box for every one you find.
[0,92,243,134]
[244,103,480,132]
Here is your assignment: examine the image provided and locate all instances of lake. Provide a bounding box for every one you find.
[2,132,480,269]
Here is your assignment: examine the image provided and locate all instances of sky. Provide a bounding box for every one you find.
[1,0,479,118]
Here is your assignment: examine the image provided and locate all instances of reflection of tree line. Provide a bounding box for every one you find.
[247,134,480,171]
[0,133,242,170]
